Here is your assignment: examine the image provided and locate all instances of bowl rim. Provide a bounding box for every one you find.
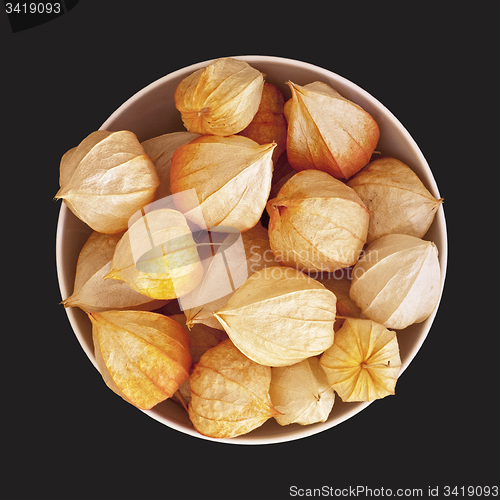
[56,55,448,445]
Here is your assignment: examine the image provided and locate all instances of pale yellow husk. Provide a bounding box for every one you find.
[347,157,443,242]
[170,135,275,231]
[141,131,200,201]
[270,357,335,426]
[55,130,160,233]
[239,82,287,163]
[63,231,164,312]
[175,57,264,136]
[320,318,401,402]
[267,170,370,272]
[188,339,278,438]
[350,234,441,330]
[214,266,336,367]
[105,209,203,300]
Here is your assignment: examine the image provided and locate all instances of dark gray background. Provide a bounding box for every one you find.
[1,1,499,499]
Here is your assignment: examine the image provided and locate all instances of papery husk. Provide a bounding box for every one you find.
[90,310,191,410]
[286,81,380,180]
[350,234,441,330]
[176,379,192,407]
[141,132,200,201]
[105,209,203,300]
[55,130,160,233]
[152,300,183,316]
[347,157,443,242]
[314,271,365,331]
[170,135,276,231]
[62,231,165,312]
[267,170,370,272]
[168,314,228,365]
[239,83,287,162]
[269,154,295,200]
[269,357,335,426]
[175,57,264,136]
[188,339,278,438]
[214,266,336,367]
[320,318,401,402]
[168,312,229,409]
[182,222,279,330]
[314,272,365,319]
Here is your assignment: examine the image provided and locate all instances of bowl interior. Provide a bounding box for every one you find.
[56,55,447,445]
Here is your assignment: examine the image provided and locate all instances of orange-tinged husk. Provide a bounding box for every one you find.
[90,310,191,410]
[62,231,165,312]
[214,266,336,367]
[141,132,200,201]
[239,83,287,162]
[267,170,370,272]
[320,318,401,402]
[174,57,264,136]
[55,130,160,233]
[269,357,335,426]
[182,222,279,330]
[170,135,275,231]
[105,209,203,300]
[350,234,441,330]
[347,157,443,242]
[188,339,278,438]
[286,81,380,180]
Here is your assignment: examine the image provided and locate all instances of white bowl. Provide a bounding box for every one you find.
[56,55,447,445]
